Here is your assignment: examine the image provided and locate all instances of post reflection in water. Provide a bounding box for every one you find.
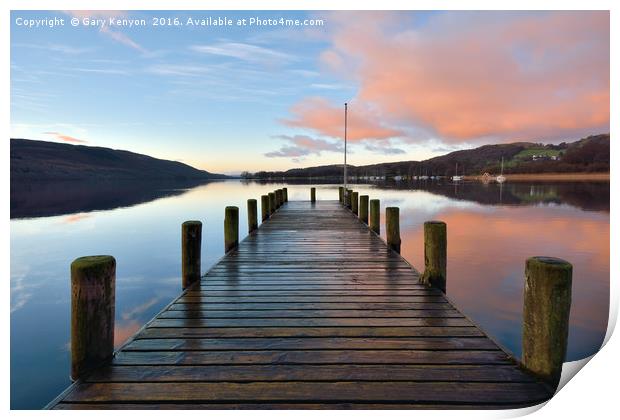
[10,179,609,408]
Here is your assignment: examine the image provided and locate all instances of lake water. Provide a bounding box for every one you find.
[10,179,609,409]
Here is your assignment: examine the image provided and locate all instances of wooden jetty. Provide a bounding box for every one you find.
[49,189,572,409]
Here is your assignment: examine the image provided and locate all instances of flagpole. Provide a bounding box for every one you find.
[344,102,348,194]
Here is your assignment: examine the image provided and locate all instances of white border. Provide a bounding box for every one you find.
[2,1,616,419]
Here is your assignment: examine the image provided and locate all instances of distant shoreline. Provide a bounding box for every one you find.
[465,172,610,182]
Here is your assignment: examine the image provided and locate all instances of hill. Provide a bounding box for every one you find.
[243,134,609,179]
[10,138,229,182]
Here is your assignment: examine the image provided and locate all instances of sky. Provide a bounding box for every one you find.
[10,10,610,174]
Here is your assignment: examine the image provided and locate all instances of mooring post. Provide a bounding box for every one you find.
[283,188,288,202]
[261,195,270,221]
[351,191,359,215]
[269,192,276,214]
[359,195,369,224]
[369,199,380,234]
[421,221,447,293]
[247,199,258,233]
[522,256,572,387]
[339,186,344,204]
[70,255,115,381]
[224,206,239,252]
[275,190,281,208]
[386,207,401,253]
[181,221,202,289]
[311,187,316,202]
[346,189,353,209]
[278,189,284,207]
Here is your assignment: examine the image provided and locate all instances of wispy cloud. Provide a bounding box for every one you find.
[364,141,406,155]
[265,134,343,159]
[43,131,88,144]
[63,11,147,53]
[190,42,295,64]
[12,42,93,55]
[100,25,146,53]
[146,63,211,77]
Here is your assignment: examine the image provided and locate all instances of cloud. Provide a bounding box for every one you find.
[12,42,92,55]
[146,63,211,77]
[282,97,404,141]
[190,42,294,64]
[100,25,146,53]
[265,134,343,158]
[43,131,88,144]
[63,11,146,53]
[315,11,609,143]
[364,141,406,155]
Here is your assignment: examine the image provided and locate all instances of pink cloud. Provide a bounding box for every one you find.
[43,131,88,144]
[292,11,609,144]
[282,97,404,142]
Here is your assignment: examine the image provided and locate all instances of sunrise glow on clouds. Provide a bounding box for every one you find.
[10,11,609,173]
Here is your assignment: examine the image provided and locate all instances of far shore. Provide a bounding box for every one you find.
[465,172,610,182]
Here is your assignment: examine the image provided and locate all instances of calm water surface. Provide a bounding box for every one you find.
[10,179,609,408]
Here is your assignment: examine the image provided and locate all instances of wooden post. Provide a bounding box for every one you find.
[421,221,447,293]
[369,199,380,234]
[247,199,258,233]
[339,186,344,203]
[277,189,283,207]
[269,192,276,214]
[522,256,572,387]
[224,206,239,252]
[261,195,270,221]
[71,255,115,380]
[274,190,281,208]
[351,192,359,215]
[311,187,316,203]
[283,188,288,202]
[181,221,202,289]
[346,189,353,209]
[386,207,401,253]
[359,195,369,224]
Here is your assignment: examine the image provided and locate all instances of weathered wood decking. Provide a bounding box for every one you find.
[50,200,552,409]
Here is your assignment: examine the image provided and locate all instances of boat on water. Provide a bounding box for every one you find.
[496,157,506,183]
[452,162,463,181]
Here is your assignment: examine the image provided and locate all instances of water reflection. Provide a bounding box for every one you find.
[10,179,609,408]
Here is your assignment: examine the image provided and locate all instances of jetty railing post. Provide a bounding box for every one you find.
[386,207,401,253]
[522,256,572,387]
[283,188,288,202]
[278,189,283,207]
[421,221,447,293]
[247,199,258,233]
[261,195,270,221]
[275,190,281,208]
[339,186,344,204]
[182,221,202,289]
[224,206,239,252]
[311,187,316,203]
[346,189,353,209]
[359,195,369,224]
[351,192,359,215]
[70,255,116,381]
[369,199,380,234]
[269,192,276,214]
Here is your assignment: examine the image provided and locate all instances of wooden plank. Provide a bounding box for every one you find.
[85,364,533,383]
[64,382,549,404]
[157,309,464,318]
[138,326,487,339]
[123,337,498,351]
[148,317,474,328]
[111,350,510,365]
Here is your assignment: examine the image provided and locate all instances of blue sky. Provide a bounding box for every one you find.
[10,10,609,174]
